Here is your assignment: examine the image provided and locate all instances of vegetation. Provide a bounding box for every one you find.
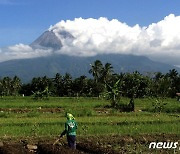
[1,60,180,113]
[0,60,180,153]
[0,60,180,99]
[0,97,179,139]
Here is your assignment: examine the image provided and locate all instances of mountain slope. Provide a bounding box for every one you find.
[30,30,74,50]
[30,30,62,50]
[0,54,179,82]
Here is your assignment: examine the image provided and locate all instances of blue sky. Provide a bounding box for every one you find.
[0,0,180,47]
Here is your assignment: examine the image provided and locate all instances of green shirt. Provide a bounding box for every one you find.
[65,120,77,136]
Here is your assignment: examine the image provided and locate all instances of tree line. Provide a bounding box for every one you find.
[0,60,180,99]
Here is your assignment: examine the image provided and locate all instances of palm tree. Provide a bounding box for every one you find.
[11,76,21,96]
[62,73,73,96]
[101,63,113,84]
[2,77,12,96]
[89,60,103,83]
[73,75,87,97]
[166,69,180,97]
[53,73,63,96]
[167,69,178,79]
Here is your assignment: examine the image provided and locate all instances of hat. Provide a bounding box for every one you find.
[66,113,75,120]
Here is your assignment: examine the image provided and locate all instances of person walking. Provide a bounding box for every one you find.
[60,113,77,149]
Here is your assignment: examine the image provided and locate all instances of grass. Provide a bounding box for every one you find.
[0,96,180,139]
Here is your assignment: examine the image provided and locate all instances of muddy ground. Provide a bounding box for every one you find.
[0,134,179,154]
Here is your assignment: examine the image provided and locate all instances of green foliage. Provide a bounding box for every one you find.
[105,79,122,107]
[32,87,50,100]
[1,61,180,100]
[122,72,150,98]
[89,60,103,83]
[104,78,135,111]
[0,76,21,96]
[151,98,167,113]
[144,97,180,113]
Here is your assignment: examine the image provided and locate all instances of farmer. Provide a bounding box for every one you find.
[60,113,78,149]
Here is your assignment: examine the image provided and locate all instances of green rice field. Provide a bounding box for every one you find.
[0,97,179,153]
[0,97,179,138]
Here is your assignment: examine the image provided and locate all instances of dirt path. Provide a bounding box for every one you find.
[0,134,179,154]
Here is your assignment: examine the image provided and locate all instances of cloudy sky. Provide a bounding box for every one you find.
[1,0,180,66]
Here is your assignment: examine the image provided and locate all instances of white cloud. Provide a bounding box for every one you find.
[50,14,180,65]
[0,44,52,62]
[51,17,142,56]
[1,14,180,65]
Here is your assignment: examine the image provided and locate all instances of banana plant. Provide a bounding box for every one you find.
[105,79,123,107]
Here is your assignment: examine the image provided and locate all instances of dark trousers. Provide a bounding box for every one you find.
[67,135,76,149]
